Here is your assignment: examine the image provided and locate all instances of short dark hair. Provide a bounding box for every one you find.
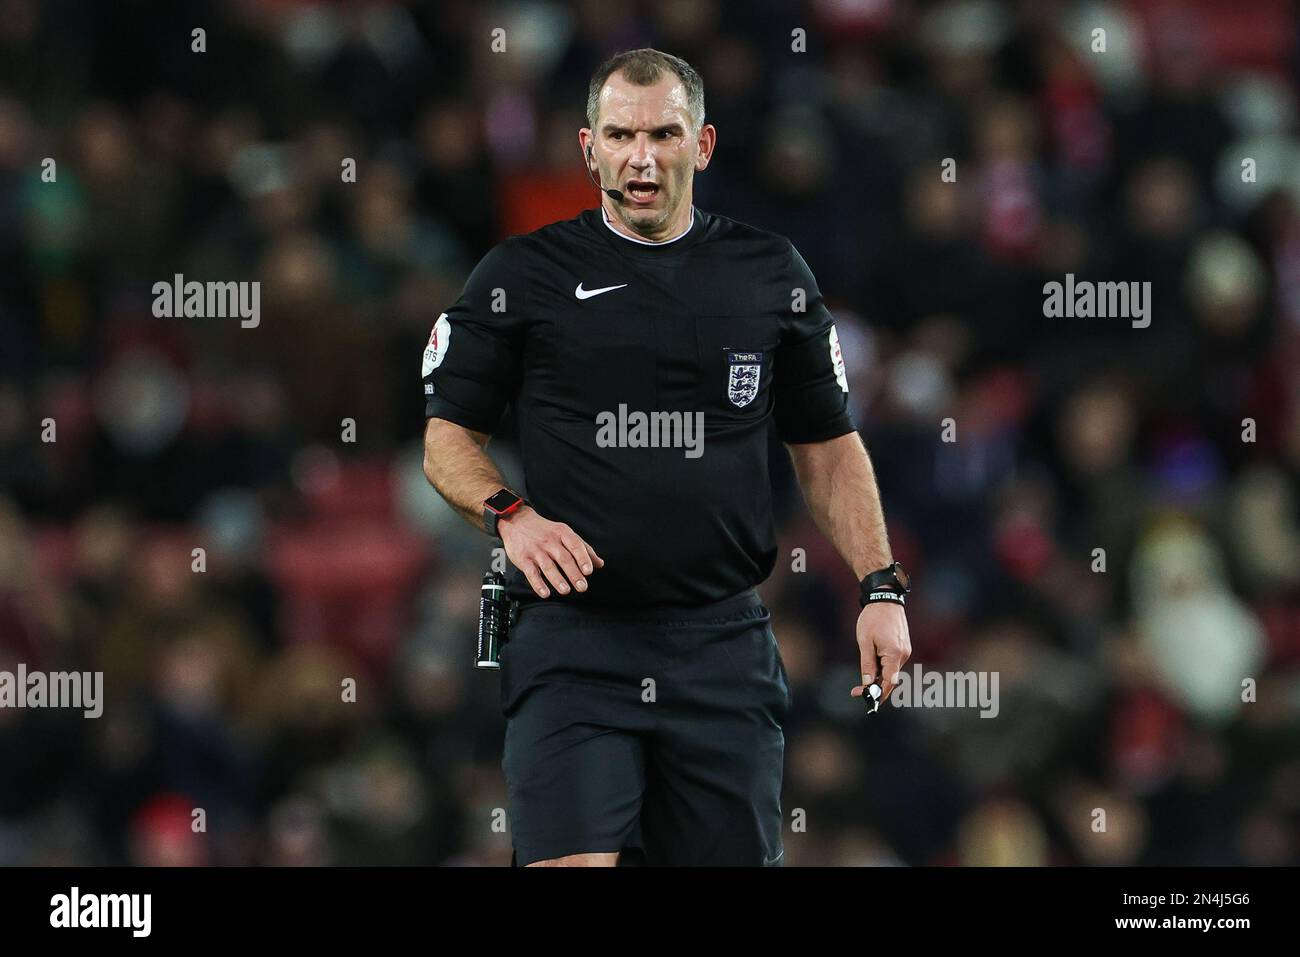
[586,48,705,133]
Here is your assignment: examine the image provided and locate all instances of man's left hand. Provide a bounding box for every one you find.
[851,601,911,703]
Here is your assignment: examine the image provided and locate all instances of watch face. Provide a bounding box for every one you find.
[893,562,911,591]
[485,489,521,514]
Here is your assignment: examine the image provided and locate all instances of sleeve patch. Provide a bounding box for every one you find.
[422,313,451,377]
[829,325,848,392]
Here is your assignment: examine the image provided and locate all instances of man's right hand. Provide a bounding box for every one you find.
[498,506,605,598]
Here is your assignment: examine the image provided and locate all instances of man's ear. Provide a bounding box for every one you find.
[695,123,717,171]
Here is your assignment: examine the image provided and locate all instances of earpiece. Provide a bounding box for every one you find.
[583,142,624,203]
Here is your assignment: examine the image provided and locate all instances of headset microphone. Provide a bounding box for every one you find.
[585,144,624,203]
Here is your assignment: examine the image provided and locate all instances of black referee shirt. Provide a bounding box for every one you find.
[423,205,856,609]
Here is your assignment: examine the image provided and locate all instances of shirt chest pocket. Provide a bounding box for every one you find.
[694,316,778,424]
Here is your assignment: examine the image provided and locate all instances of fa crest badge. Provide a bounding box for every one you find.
[726,351,763,408]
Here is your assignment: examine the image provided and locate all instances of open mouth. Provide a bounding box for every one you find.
[625,180,660,202]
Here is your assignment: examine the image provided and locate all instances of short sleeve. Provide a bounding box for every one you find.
[772,243,857,443]
[422,242,528,433]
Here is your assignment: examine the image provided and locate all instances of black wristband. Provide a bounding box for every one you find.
[858,561,910,606]
[860,589,906,609]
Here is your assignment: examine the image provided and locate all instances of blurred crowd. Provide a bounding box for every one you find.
[1,0,1299,865]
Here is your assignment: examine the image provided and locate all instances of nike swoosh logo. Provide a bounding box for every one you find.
[575,282,628,300]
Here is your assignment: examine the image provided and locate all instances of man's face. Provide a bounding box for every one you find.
[585,71,714,238]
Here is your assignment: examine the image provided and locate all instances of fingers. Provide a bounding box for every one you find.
[557,532,595,584]
[520,561,552,599]
[535,554,572,596]
[852,646,910,701]
[850,677,875,696]
[878,654,904,700]
[854,640,880,696]
[512,518,605,599]
[544,539,587,594]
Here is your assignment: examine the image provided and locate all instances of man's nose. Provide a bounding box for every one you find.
[628,133,656,169]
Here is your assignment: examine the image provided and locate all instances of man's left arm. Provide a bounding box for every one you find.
[770,240,911,703]
[785,434,912,703]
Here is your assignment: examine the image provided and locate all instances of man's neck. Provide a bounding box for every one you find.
[600,201,695,245]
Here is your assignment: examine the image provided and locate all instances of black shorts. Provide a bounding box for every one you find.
[499,588,792,866]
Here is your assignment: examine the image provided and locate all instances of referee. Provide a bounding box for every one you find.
[422,49,911,866]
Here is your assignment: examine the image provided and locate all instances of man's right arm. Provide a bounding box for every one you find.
[419,242,603,596]
[421,416,604,597]
[420,240,527,536]
[421,416,505,534]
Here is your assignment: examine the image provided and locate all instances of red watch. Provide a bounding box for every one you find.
[484,489,527,538]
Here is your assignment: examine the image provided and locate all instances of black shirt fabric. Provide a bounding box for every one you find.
[423,205,856,609]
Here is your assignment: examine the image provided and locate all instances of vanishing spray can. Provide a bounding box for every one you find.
[476,571,510,669]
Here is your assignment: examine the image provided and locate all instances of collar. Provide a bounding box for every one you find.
[601,203,695,246]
